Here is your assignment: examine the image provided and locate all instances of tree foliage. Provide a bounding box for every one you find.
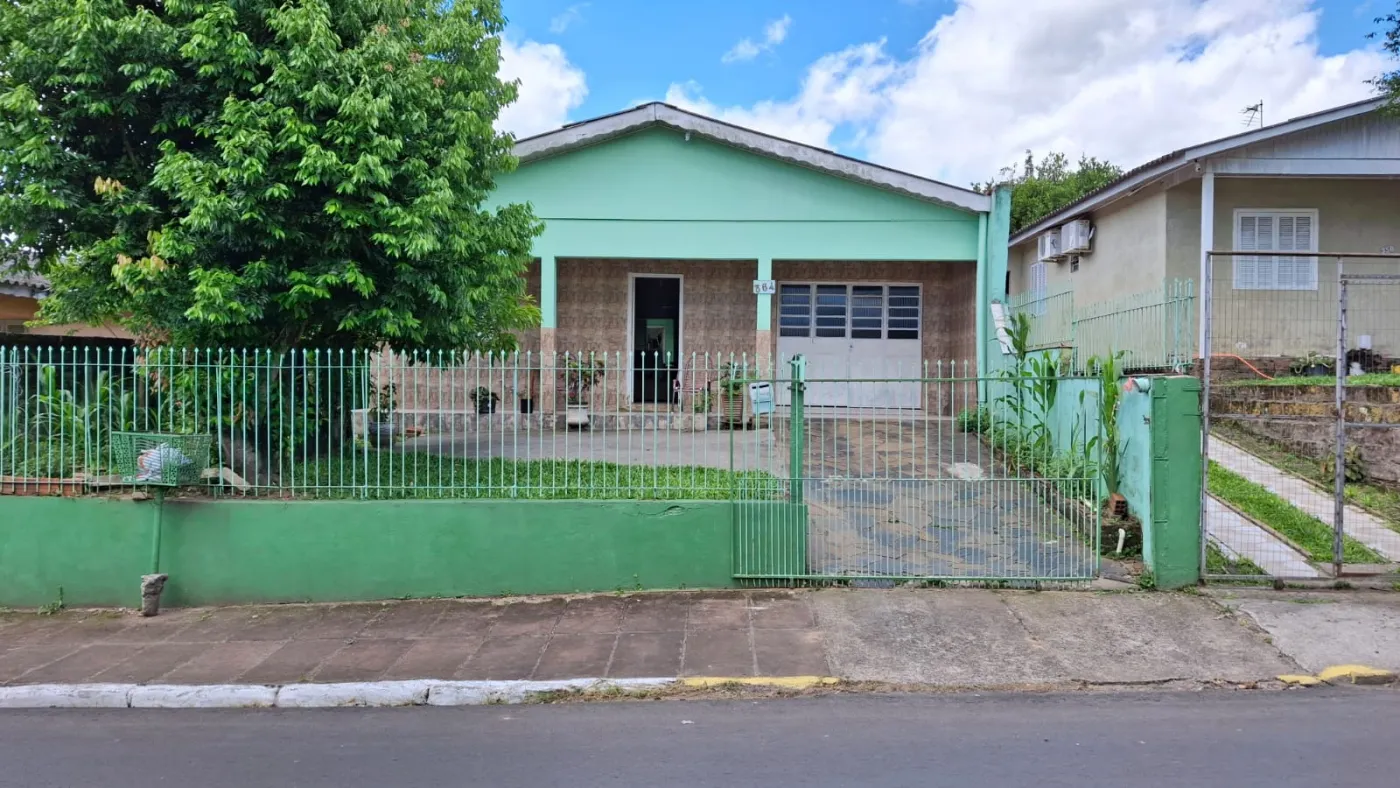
[977,151,1123,234]
[1371,3,1400,105]
[0,0,540,350]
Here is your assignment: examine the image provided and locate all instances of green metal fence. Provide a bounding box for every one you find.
[1007,278,1196,373]
[2,344,1103,582]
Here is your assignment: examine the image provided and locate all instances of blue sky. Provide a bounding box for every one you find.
[496,1,1392,184]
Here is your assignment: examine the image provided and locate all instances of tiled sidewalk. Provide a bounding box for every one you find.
[0,591,830,686]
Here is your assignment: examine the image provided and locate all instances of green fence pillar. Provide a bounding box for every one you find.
[788,355,805,505]
[1146,376,1202,588]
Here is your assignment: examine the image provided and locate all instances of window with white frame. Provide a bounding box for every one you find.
[1233,209,1318,291]
[1028,262,1048,315]
[777,284,921,340]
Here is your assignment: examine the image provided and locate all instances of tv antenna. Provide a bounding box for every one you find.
[1241,101,1264,129]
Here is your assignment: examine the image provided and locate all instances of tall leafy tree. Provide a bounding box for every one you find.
[0,0,540,349]
[1371,4,1400,104]
[978,151,1123,234]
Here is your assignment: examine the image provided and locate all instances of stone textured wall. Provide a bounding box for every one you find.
[1212,384,1400,486]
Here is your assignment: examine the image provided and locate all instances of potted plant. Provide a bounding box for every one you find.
[563,357,605,427]
[517,384,536,415]
[470,386,499,415]
[1289,352,1333,378]
[718,363,747,429]
[366,382,398,447]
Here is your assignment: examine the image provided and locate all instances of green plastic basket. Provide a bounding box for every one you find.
[110,432,213,487]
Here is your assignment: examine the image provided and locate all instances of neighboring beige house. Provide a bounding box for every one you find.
[0,260,132,341]
[1007,97,1400,370]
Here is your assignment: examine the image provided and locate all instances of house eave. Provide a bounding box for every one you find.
[513,103,993,214]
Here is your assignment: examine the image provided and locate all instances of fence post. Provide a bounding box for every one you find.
[788,355,805,505]
[1334,262,1348,577]
[1148,376,1203,588]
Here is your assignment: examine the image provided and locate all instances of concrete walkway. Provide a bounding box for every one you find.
[1206,497,1321,578]
[1210,589,1400,673]
[0,590,1296,689]
[1211,439,1400,562]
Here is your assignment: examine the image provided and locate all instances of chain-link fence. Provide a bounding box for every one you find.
[1202,252,1400,580]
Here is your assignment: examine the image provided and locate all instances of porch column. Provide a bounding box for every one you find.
[1198,170,1214,360]
[540,255,557,412]
[755,256,773,362]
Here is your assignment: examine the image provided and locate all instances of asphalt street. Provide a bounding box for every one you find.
[0,690,1394,787]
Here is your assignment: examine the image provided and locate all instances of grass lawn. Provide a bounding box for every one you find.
[1214,423,1400,531]
[1219,373,1400,387]
[1205,543,1266,577]
[1207,461,1385,564]
[282,451,784,500]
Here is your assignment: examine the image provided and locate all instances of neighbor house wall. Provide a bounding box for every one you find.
[0,294,132,339]
[1200,178,1400,357]
[1007,191,1169,306]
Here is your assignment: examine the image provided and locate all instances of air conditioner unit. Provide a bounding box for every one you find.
[1060,219,1093,255]
[1037,229,1063,262]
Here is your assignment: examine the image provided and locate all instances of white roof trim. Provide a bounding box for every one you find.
[513,103,992,214]
[1008,97,1389,246]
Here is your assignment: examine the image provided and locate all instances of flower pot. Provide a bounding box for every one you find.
[367,417,398,448]
[519,398,536,414]
[566,404,591,427]
[1303,363,1331,377]
[475,400,497,415]
[721,392,745,428]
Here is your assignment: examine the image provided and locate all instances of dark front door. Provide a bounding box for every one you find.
[632,276,681,404]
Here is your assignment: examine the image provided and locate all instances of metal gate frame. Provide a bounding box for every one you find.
[1201,251,1400,580]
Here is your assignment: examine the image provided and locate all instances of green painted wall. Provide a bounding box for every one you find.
[493,128,982,261]
[1146,376,1203,589]
[0,498,807,607]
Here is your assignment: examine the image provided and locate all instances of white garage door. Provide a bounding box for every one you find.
[776,283,922,408]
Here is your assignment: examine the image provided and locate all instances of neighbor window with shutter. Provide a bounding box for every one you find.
[1233,209,1318,291]
[1028,262,1048,315]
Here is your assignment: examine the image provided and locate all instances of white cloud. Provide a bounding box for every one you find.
[668,41,897,147]
[549,4,588,35]
[683,0,1387,185]
[497,38,589,138]
[722,14,794,64]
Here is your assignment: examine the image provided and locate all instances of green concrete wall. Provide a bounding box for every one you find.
[1146,376,1203,588]
[0,498,806,607]
[493,128,982,261]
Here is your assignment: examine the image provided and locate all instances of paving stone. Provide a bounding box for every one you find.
[753,629,830,676]
[359,601,452,639]
[161,641,284,684]
[382,639,481,680]
[430,603,499,638]
[456,636,548,680]
[224,606,323,642]
[680,629,755,677]
[554,597,626,635]
[13,645,144,684]
[0,616,82,646]
[312,639,414,682]
[533,634,617,680]
[607,632,684,678]
[488,601,565,637]
[239,640,346,685]
[88,644,211,684]
[686,599,750,631]
[750,597,817,630]
[164,609,259,643]
[621,596,690,633]
[0,646,82,685]
[29,613,137,647]
[292,605,386,640]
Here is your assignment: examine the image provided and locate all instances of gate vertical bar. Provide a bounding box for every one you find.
[1199,253,1215,577]
[1333,260,1347,577]
[788,355,805,506]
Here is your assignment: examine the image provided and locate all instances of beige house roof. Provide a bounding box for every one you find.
[1009,97,1389,247]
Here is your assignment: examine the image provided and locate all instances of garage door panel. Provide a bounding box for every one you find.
[776,282,922,409]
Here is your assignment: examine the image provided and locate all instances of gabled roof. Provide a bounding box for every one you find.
[0,250,46,298]
[513,102,992,214]
[1008,96,1389,246]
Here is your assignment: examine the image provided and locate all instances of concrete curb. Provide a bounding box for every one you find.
[0,678,679,709]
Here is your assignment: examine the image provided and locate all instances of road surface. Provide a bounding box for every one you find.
[0,690,1393,787]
